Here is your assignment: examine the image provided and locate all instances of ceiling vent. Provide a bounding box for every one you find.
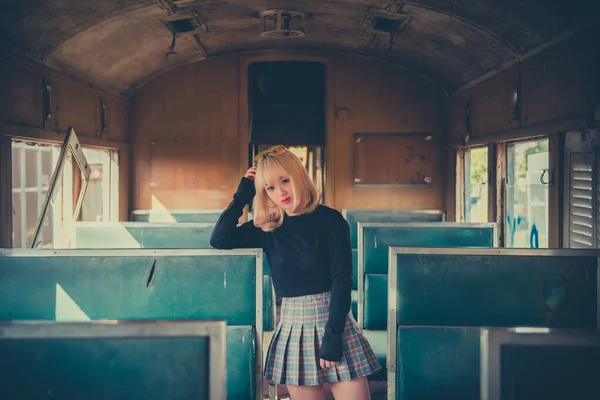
[161,13,205,36]
[259,10,307,38]
[363,9,411,37]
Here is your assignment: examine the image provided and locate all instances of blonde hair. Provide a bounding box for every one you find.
[252,148,320,231]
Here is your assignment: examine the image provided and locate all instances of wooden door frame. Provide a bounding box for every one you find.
[237,50,336,207]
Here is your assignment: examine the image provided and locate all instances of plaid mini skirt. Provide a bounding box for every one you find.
[264,291,381,386]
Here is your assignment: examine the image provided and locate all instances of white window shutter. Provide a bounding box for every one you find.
[597,154,600,249]
[568,152,596,248]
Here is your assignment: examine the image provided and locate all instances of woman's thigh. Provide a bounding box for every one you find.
[286,384,326,400]
[329,376,371,400]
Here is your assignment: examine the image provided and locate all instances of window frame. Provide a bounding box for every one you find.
[502,136,551,249]
[5,129,120,249]
[31,127,91,248]
[456,144,494,224]
[455,134,560,248]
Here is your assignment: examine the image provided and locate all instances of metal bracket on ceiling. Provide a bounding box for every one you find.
[363,8,411,56]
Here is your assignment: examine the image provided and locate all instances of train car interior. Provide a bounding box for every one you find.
[1,1,600,399]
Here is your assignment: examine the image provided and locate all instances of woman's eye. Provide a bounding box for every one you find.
[266,186,274,191]
[282,179,289,184]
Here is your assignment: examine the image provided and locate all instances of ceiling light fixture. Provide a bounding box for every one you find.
[259,9,307,38]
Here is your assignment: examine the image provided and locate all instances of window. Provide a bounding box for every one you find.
[80,148,115,223]
[11,135,119,248]
[11,141,60,248]
[464,146,488,223]
[505,138,549,248]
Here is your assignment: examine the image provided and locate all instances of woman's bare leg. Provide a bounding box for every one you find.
[286,384,326,400]
[329,376,371,400]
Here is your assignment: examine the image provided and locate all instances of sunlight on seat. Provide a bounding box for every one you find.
[73,222,143,248]
[55,283,90,321]
[150,195,176,222]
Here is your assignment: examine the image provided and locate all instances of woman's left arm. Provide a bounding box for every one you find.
[319,211,353,363]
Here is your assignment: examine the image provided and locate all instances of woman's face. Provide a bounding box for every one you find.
[263,172,294,212]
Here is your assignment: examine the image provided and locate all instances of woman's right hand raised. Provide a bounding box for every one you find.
[244,166,257,182]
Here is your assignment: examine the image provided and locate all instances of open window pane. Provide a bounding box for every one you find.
[464,146,488,222]
[505,138,549,248]
[31,127,91,248]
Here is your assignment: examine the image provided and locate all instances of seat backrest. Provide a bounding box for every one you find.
[359,222,497,275]
[388,247,598,328]
[73,222,215,249]
[342,209,445,248]
[131,209,224,223]
[0,319,226,400]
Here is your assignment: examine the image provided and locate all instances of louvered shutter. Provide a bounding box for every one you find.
[568,152,596,248]
[597,154,600,248]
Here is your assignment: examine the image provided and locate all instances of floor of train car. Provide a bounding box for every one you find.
[262,303,387,400]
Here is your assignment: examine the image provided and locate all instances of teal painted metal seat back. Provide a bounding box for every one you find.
[0,320,227,400]
[73,222,215,249]
[73,222,275,331]
[342,209,445,248]
[389,248,597,328]
[130,209,224,223]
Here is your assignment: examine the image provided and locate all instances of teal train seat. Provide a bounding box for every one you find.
[130,209,225,223]
[0,248,265,400]
[387,247,599,400]
[357,222,497,330]
[344,209,445,321]
[342,209,445,248]
[480,327,600,400]
[72,222,275,331]
[0,320,227,400]
[73,222,215,249]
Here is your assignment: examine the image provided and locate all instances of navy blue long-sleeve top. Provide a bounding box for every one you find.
[210,177,353,362]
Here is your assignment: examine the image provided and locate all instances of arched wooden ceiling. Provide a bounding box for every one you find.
[1,0,597,96]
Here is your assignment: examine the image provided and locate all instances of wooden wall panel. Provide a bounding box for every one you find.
[471,68,519,135]
[131,52,447,213]
[0,62,44,128]
[520,42,590,127]
[332,55,445,211]
[49,76,100,138]
[0,55,129,143]
[131,55,240,211]
[447,32,596,143]
[104,97,129,142]
[448,92,470,141]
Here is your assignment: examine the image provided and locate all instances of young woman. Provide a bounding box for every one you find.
[210,145,381,400]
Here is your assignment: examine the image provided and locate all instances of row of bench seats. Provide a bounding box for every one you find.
[349,221,497,381]
[342,209,448,380]
[343,209,445,323]
[342,208,600,398]
[0,248,264,400]
[116,208,600,399]
[386,247,599,399]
